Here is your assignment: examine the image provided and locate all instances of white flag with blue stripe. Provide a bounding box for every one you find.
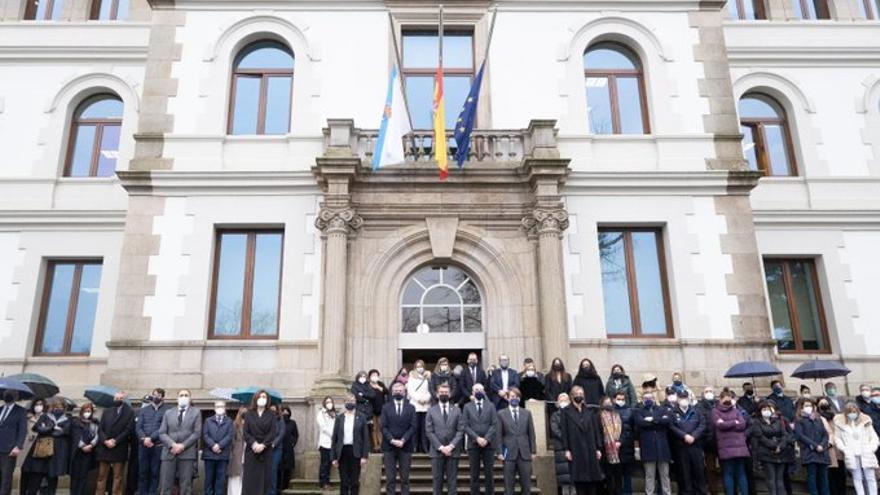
[372,64,411,170]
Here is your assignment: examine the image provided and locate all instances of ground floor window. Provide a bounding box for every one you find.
[35,260,103,356]
[763,258,830,353]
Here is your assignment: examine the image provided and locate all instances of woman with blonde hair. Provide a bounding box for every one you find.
[405,359,431,453]
[833,402,879,495]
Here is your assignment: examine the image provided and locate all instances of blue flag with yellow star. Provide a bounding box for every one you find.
[453,61,486,168]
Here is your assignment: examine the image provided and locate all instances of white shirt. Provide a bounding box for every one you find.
[395,400,404,416]
[343,413,355,445]
[316,408,335,449]
[501,370,509,390]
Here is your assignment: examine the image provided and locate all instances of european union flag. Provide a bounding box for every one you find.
[453,61,486,168]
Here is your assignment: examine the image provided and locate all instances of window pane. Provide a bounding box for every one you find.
[402,280,423,304]
[443,33,473,69]
[599,231,633,334]
[790,261,825,350]
[115,0,128,19]
[741,125,759,172]
[403,33,438,69]
[401,307,419,333]
[41,264,75,354]
[424,306,460,333]
[213,234,247,336]
[464,307,481,332]
[415,266,441,288]
[250,233,282,336]
[764,125,792,176]
[584,45,638,70]
[405,76,434,130]
[729,0,742,18]
[460,280,480,304]
[586,77,613,134]
[444,76,471,129]
[738,96,780,119]
[231,76,260,135]
[50,0,63,19]
[96,124,120,177]
[632,232,668,335]
[98,0,112,20]
[69,264,101,354]
[68,125,96,177]
[264,76,292,135]
[741,0,757,19]
[764,260,795,351]
[424,286,460,305]
[80,97,123,119]
[236,42,294,70]
[617,77,646,134]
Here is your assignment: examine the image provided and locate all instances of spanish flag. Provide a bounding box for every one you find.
[432,66,448,180]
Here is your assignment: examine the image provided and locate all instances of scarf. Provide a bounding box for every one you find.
[600,410,622,464]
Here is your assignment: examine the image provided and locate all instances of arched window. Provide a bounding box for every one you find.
[65,94,123,177]
[738,94,797,176]
[584,42,649,135]
[791,0,830,19]
[228,40,294,135]
[729,0,767,19]
[89,0,129,20]
[400,266,482,334]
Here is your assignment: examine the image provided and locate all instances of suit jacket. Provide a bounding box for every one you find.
[825,395,845,413]
[425,402,464,458]
[380,400,417,453]
[0,403,27,453]
[489,369,520,409]
[462,400,498,450]
[158,406,202,461]
[331,412,370,460]
[498,407,535,462]
[96,403,135,463]
[459,366,488,405]
[202,414,234,461]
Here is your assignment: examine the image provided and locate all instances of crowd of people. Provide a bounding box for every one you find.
[322,353,880,495]
[0,388,298,495]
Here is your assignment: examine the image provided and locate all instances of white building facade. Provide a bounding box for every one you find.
[0,0,878,442]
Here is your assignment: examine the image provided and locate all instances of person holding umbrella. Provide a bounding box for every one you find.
[0,387,28,495]
[95,390,135,495]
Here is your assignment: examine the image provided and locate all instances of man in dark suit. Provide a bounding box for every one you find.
[459,352,488,407]
[0,390,27,495]
[489,354,520,410]
[96,391,135,495]
[497,388,536,495]
[157,389,202,495]
[425,383,464,495]
[332,394,370,495]
[381,382,417,495]
[823,381,845,413]
[462,383,498,495]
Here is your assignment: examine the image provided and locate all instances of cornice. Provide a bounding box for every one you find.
[0,210,126,231]
[563,170,761,196]
[753,209,880,230]
[117,170,320,196]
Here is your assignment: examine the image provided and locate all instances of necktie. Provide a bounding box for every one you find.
[513,408,518,425]
[178,408,184,425]
[442,405,448,421]
[477,402,482,416]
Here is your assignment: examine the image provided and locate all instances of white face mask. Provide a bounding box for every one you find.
[34,405,44,415]
[358,376,367,384]
[614,400,626,407]
[83,411,92,420]
[325,402,334,411]
[178,397,190,408]
[704,392,715,401]
[558,402,570,409]
[416,367,424,375]
[861,391,871,399]
[215,408,226,416]
[802,407,813,416]
[526,370,535,377]
[257,397,268,408]
[847,412,858,421]
[678,400,690,410]
[762,409,773,419]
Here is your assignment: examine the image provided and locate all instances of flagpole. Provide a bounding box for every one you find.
[387,11,416,152]
[481,4,498,67]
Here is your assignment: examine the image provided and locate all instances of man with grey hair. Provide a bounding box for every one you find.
[462,383,498,495]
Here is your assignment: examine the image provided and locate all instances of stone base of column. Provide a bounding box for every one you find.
[309,373,352,402]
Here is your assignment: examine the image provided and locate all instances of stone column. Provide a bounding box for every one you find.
[522,120,571,367]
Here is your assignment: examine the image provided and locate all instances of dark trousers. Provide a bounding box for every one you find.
[622,462,633,495]
[744,458,756,495]
[468,447,495,495]
[431,455,459,495]
[0,454,15,495]
[604,462,624,495]
[574,482,599,495]
[384,449,412,495]
[269,448,282,495]
[826,465,846,495]
[704,449,721,495]
[415,412,428,453]
[675,445,707,495]
[721,458,748,495]
[319,447,332,487]
[25,473,58,495]
[70,457,94,495]
[203,459,227,495]
[783,463,794,495]
[762,462,785,495]
[805,464,829,495]
[281,468,293,495]
[138,444,161,495]
[339,445,361,495]
[504,458,531,495]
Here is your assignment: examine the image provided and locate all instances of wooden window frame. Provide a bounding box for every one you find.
[208,229,284,340]
[730,0,768,19]
[63,95,123,178]
[764,258,831,354]
[400,27,476,131]
[793,0,831,19]
[599,227,673,338]
[739,96,798,177]
[24,0,59,20]
[89,0,124,20]
[226,42,294,135]
[33,259,103,357]
[584,43,651,135]
[861,0,880,19]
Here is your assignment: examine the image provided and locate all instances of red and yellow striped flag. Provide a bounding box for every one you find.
[432,66,448,180]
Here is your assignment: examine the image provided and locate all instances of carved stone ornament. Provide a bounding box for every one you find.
[315,208,364,235]
[522,208,569,237]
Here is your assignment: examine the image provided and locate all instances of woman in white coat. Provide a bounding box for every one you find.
[833,402,880,495]
[405,360,432,453]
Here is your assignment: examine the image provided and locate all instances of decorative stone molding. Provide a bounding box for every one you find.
[315,207,363,236]
[522,208,570,238]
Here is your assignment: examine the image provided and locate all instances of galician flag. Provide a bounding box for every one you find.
[432,66,448,180]
[372,64,411,170]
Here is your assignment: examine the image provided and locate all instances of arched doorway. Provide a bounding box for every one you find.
[398,264,485,370]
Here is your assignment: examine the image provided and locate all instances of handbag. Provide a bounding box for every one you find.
[33,437,54,459]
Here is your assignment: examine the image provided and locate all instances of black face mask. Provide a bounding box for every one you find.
[113,400,123,407]
[438,395,450,403]
[2,392,14,404]
[573,396,585,404]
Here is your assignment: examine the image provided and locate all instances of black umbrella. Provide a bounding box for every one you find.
[84,385,128,408]
[791,359,851,380]
[724,360,782,379]
[7,373,59,399]
[0,377,35,400]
